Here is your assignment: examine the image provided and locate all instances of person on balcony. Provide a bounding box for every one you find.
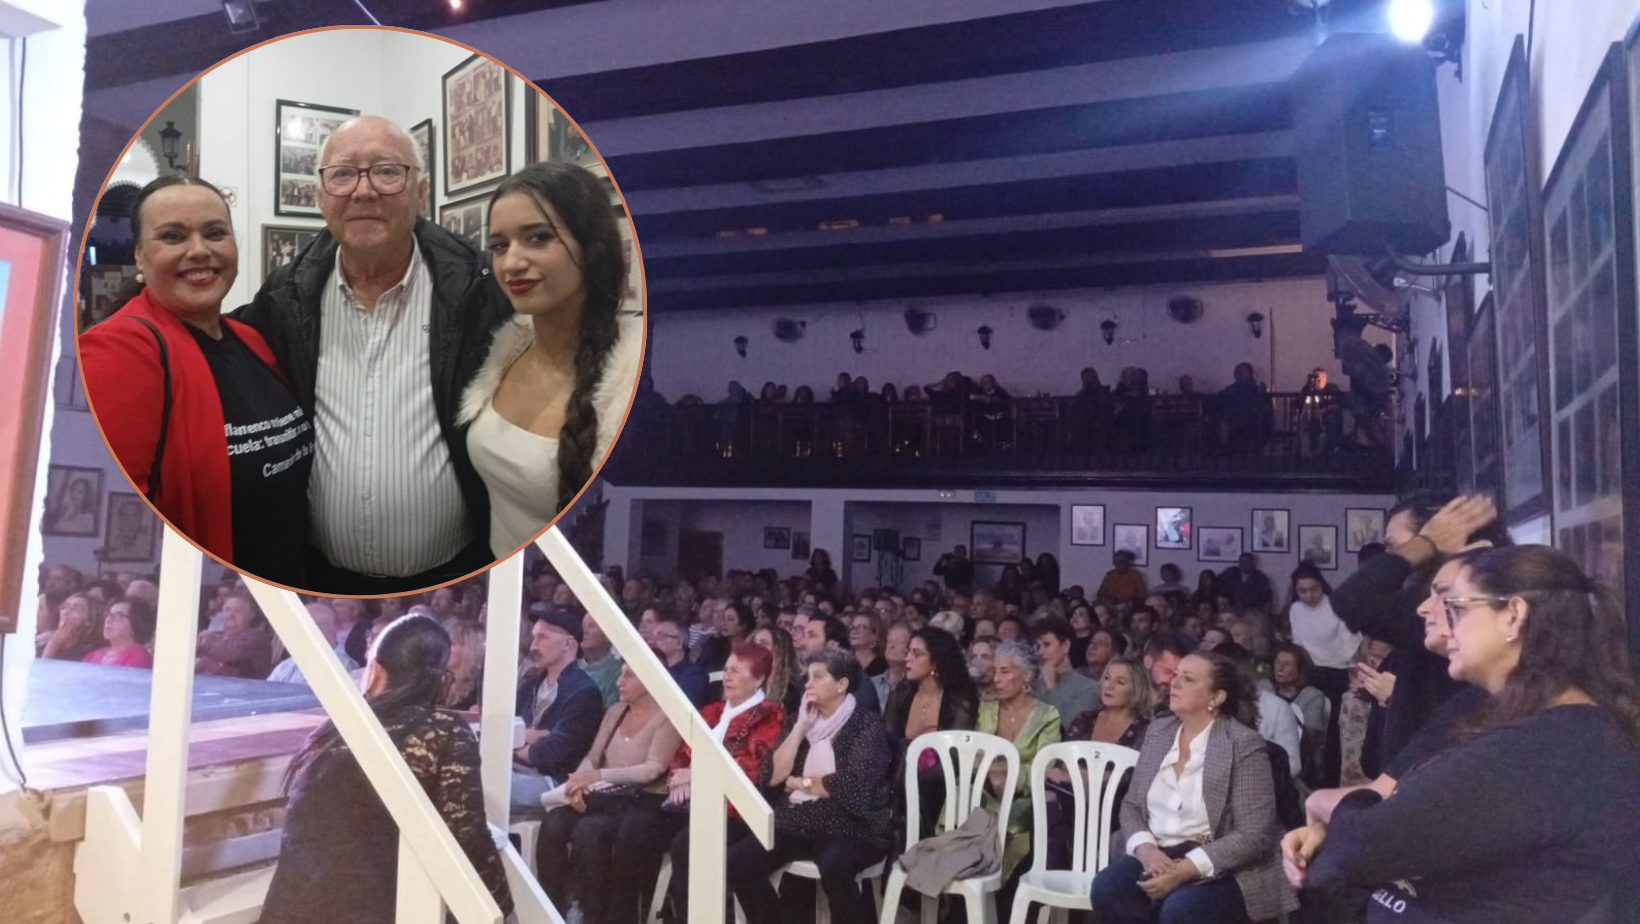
[1111,366,1152,453]
[969,373,1014,454]
[512,609,605,821]
[1214,362,1271,455]
[1293,367,1347,454]
[263,614,513,924]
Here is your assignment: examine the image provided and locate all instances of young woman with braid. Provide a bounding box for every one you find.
[460,161,644,557]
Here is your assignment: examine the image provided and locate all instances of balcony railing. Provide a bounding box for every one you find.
[606,392,1396,490]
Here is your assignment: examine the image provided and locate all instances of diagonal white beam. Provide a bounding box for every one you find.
[479,553,525,830]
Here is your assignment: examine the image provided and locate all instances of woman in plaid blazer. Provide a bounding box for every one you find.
[1091,649,1298,923]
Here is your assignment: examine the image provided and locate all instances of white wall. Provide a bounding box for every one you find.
[610,485,1396,595]
[649,276,1393,401]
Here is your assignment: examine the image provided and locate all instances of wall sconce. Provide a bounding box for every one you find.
[1100,319,1118,346]
[977,325,993,349]
[733,335,748,358]
[1246,311,1265,339]
[849,329,864,353]
[159,120,183,170]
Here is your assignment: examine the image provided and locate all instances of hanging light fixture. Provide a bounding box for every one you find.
[976,325,993,349]
[1246,311,1266,339]
[849,329,865,353]
[158,121,184,170]
[733,335,748,358]
[1100,319,1118,346]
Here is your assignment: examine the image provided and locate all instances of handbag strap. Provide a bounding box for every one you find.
[131,317,172,505]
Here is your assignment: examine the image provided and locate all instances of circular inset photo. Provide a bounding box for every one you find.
[76,26,645,596]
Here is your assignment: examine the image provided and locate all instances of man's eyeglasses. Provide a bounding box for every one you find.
[1440,595,1512,629]
[318,163,417,196]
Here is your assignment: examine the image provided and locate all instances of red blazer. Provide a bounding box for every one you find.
[79,289,285,564]
[672,699,786,789]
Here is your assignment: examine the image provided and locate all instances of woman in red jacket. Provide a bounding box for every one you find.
[80,176,312,586]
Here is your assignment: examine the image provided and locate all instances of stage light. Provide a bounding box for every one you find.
[1388,0,1435,43]
[222,0,260,33]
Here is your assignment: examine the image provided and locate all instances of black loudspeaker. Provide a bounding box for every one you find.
[1294,32,1450,256]
[872,528,901,553]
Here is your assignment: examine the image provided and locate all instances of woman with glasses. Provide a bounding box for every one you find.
[459,161,643,559]
[884,627,979,836]
[80,176,313,586]
[1286,546,1640,924]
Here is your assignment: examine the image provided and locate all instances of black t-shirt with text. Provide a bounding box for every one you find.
[189,324,313,585]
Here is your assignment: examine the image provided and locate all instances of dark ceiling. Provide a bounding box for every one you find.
[82,0,1409,312]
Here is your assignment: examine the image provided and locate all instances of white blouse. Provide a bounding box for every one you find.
[1127,723,1218,877]
[467,402,559,557]
[1289,597,1362,669]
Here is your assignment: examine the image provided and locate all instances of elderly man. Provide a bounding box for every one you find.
[237,115,511,593]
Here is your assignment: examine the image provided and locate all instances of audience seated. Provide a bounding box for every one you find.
[512,610,606,821]
[82,596,156,669]
[441,620,485,710]
[1264,643,1330,787]
[977,640,1062,884]
[884,627,980,837]
[651,611,709,708]
[1032,615,1101,733]
[1214,642,1303,778]
[267,601,361,685]
[41,590,107,662]
[797,614,881,713]
[579,612,624,708]
[1285,566,1359,787]
[1098,551,1148,605]
[750,624,804,715]
[196,592,275,679]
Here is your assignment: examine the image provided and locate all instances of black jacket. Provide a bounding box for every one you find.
[232,219,512,553]
[514,662,607,781]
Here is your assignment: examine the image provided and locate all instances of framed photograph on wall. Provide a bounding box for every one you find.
[850,534,872,563]
[1298,525,1339,571]
[1483,35,1554,523]
[102,492,158,563]
[1155,506,1192,550]
[1345,509,1387,552]
[970,521,1026,565]
[902,537,921,561]
[407,118,435,221]
[1197,527,1243,563]
[0,203,70,631]
[1070,504,1105,546]
[262,225,321,283]
[83,264,139,329]
[763,526,791,550]
[1112,525,1148,566]
[524,88,553,165]
[42,464,104,537]
[791,531,810,561]
[1250,509,1290,553]
[274,99,358,217]
[443,53,511,196]
[1468,294,1503,500]
[438,194,490,252]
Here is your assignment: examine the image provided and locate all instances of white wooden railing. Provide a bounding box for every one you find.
[73,525,773,924]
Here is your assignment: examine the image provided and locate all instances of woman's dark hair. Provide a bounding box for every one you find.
[805,647,863,696]
[1287,565,1333,610]
[285,614,452,791]
[809,547,832,570]
[881,382,898,401]
[1196,569,1217,592]
[1271,642,1314,688]
[1454,545,1640,744]
[1191,649,1261,730]
[1091,626,1128,657]
[1129,605,1161,629]
[793,385,814,403]
[487,162,627,513]
[110,174,233,314]
[913,626,979,710]
[116,596,157,645]
[724,600,756,637]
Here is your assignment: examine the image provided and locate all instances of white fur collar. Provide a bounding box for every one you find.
[458,311,645,469]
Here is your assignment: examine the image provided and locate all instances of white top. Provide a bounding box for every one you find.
[266,643,360,686]
[468,401,560,556]
[1128,723,1217,877]
[310,240,470,576]
[1289,597,1363,669]
[1258,689,1304,775]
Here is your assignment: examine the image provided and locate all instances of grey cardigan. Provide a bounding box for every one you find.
[1119,714,1298,921]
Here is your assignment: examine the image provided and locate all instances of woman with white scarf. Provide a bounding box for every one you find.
[726,648,895,924]
[659,643,786,922]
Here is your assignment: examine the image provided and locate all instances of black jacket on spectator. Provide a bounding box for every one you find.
[1331,553,1467,767]
[933,555,975,590]
[667,658,710,708]
[1217,565,1275,612]
[1308,706,1640,924]
[760,697,896,846]
[514,662,605,781]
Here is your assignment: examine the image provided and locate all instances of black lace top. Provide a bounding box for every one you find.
[262,705,513,924]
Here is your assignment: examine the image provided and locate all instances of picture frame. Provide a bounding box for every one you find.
[54,353,88,411]
[1345,508,1387,553]
[102,492,158,563]
[850,534,872,563]
[0,203,70,632]
[407,117,436,222]
[763,526,791,550]
[1467,293,1503,500]
[42,464,104,537]
[524,85,553,165]
[261,224,321,283]
[443,53,512,196]
[1197,527,1243,563]
[274,99,358,217]
[438,193,490,252]
[901,537,921,561]
[1155,506,1192,550]
[1250,509,1290,553]
[791,531,810,561]
[1483,35,1554,523]
[1112,525,1148,566]
[1069,503,1105,546]
[970,520,1026,565]
[1297,525,1339,571]
[82,264,139,329]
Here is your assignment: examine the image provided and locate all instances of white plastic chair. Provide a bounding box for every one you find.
[1008,741,1139,924]
[878,730,1021,924]
[773,857,886,923]
[647,854,672,923]
[509,819,542,878]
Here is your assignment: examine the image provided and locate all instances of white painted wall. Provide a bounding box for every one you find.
[648,277,1391,401]
[608,485,1396,596]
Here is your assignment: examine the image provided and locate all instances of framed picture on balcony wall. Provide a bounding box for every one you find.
[1543,40,1637,597]
[790,532,810,561]
[1112,525,1148,566]
[1197,528,1242,563]
[763,527,791,550]
[1070,504,1105,546]
[1345,508,1386,552]
[851,534,872,563]
[1298,525,1339,571]
[1250,509,1290,553]
[901,537,921,561]
[1155,506,1192,550]
[1484,35,1554,523]
[971,521,1026,565]
[1468,294,1503,500]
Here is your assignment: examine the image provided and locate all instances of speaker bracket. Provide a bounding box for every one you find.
[1384,248,1490,279]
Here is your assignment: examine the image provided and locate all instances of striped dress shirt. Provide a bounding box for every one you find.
[309,240,470,576]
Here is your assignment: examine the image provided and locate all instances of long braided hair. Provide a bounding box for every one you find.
[487,161,627,513]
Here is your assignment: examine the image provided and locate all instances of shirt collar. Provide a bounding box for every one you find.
[332,236,423,309]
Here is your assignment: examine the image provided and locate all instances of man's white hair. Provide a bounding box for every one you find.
[319,115,426,173]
